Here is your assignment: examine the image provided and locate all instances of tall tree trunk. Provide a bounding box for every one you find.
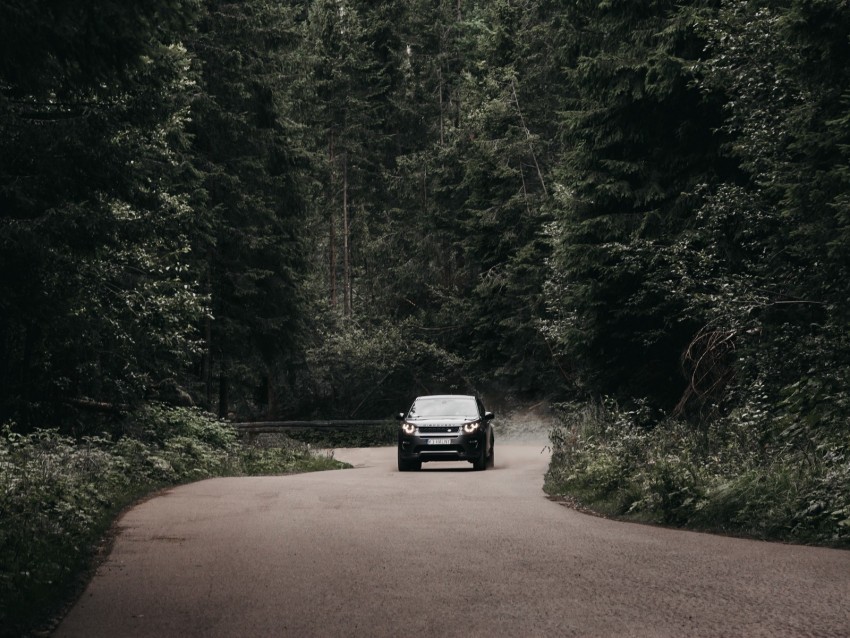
[343,152,351,317]
[511,79,547,197]
[265,369,277,418]
[439,67,445,146]
[0,314,8,417]
[330,213,337,307]
[202,256,213,409]
[329,136,337,308]
[422,166,428,208]
[21,323,39,425]
[218,370,228,419]
[203,314,212,408]
[453,3,462,127]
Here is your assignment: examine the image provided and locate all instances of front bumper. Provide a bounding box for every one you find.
[397,428,487,463]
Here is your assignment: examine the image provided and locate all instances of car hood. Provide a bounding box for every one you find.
[406,416,477,427]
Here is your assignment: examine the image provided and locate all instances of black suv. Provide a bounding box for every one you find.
[396,394,495,471]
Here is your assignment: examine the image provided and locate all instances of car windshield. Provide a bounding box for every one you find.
[408,396,479,419]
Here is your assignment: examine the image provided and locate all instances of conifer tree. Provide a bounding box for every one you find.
[186,0,309,417]
[680,0,850,433]
[0,0,204,428]
[546,0,726,407]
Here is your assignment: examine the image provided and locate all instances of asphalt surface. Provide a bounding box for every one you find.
[55,444,850,637]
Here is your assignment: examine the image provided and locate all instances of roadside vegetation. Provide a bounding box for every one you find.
[0,405,347,637]
[545,401,850,547]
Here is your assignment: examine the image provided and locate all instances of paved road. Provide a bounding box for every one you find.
[56,444,850,637]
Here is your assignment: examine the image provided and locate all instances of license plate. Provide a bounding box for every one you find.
[427,438,452,445]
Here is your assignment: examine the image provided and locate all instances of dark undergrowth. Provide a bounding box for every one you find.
[0,404,348,637]
[544,401,850,548]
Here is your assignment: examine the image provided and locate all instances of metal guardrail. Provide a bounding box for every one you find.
[233,419,394,435]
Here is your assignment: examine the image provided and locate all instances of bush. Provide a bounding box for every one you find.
[0,405,347,637]
[545,399,850,546]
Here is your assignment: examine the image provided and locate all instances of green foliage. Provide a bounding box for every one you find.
[299,316,468,418]
[0,1,205,428]
[185,0,312,417]
[340,0,563,395]
[681,0,850,428]
[127,403,237,448]
[545,0,727,408]
[545,400,850,545]
[539,0,850,547]
[0,406,346,636]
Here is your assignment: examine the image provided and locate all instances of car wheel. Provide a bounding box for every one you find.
[398,452,420,472]
[486,440,495,469]
[472,447,487,471]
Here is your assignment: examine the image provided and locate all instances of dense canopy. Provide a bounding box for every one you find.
[1,1,848,525]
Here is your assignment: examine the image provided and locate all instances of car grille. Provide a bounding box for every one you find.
[419,426,460,434]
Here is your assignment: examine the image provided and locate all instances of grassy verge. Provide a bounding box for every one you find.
[544,401,850,547]
[0,404,348,637]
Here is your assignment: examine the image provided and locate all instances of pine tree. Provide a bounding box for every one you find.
[186,0,310,417]
[0,0,204,429]
[684,0,850,434]
[300,0,382,318]
[546,0,726,408]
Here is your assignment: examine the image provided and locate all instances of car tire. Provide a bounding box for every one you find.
[472,447,487,471]
[398,453,420,472]
[486,440,495,469]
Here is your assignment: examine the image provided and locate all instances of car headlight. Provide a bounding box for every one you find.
[401,422,416,435]
[463,420,481,433]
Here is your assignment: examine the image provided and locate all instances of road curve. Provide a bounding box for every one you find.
[56,444,850,637]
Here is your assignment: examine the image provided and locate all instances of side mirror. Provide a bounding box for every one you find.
[395,412,405,421]
[484,411,494,421]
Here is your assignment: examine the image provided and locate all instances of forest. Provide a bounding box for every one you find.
[2,0,850,553]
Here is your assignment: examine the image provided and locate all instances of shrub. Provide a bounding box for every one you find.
[545,399,850,546]
[0,405,347,636]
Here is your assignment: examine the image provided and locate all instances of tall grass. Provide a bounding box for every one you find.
[544,400,850,546]
[0,405,347,637]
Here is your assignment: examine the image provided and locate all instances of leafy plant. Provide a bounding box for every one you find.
[545,399,850,546]
[0,406,347,636]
